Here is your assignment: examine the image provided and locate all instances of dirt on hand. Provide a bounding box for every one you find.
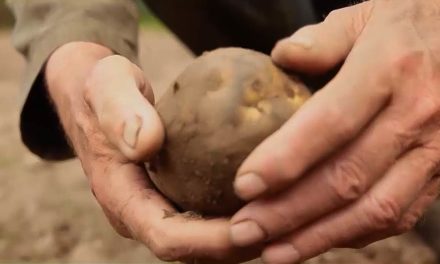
[0,28,437,264]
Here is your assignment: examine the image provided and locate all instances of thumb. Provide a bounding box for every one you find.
[84,55,164,161]
[271,2,373,74]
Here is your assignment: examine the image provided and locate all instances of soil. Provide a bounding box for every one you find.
[0,28,437,264]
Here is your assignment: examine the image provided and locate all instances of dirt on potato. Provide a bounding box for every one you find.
[0,28,437,264]
[151,48,310,216]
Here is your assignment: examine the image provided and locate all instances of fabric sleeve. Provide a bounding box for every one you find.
[6,0,140,160]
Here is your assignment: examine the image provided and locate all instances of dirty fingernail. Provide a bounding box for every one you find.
[263,243,300,264]
[287,34,313,49]
[123,116,142,148]
[234,173,268,200]
[230,220,266,247]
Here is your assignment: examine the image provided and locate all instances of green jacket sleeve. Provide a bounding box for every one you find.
[6,0,139,160]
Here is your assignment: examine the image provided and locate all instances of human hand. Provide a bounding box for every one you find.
[45,42,258,263]
[230,1,440,263]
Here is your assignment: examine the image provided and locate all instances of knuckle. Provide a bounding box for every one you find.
[325,157,367,202]
[408,145,440,179]
[384,120,415,153]
[324,5,368,37]
[293,24,315,37]
[414,94,440,124]
[325,9,347,22]
[367,196,402,229]
[324,104,357,139]
[387,48,426,79]
[394,48,425,68]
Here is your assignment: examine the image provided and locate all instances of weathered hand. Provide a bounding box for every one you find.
[45,42,257,264]
[230,1,440,263]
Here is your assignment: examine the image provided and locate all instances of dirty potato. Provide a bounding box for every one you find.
[149,48,311,216]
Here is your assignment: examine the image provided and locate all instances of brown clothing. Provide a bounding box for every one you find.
[6,0,348,160]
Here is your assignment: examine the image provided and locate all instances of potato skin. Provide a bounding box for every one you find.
[150,48,311,216]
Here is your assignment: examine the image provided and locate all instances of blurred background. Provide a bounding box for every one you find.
[0,1,193,263]
[0,1,438,264]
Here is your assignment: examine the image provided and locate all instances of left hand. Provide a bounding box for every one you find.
[230,0,440,263]
[45,43,259,264]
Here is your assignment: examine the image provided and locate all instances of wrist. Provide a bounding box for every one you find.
[45,42,113,102]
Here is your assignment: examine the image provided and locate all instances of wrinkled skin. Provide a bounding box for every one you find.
[45,0,440,263]
[45,42,259,264]
[229,1,440,263]
[151,48,310,216]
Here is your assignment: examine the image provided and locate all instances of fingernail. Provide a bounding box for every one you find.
[123,116,142,148]
[263,243,300,264]
[230,220,266,247]
[234,173,268,200]
[287,34,313,49]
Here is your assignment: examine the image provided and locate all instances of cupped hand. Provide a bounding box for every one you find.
[230,1,440,263]
[45,42,259,264]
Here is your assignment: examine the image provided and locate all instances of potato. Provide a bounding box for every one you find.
[149,48,311,216]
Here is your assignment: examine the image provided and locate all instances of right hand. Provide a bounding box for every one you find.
[45,42,259,263]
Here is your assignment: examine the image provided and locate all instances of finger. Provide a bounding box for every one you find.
[261,147,440,264]
[271,2,373,74]
[85,55,164,161]
[235,34,393,201]
[101,206,132,239]
[344,176,440,249]
[91,162,259,263]
[124,188,261,262]
[231,100,419,246]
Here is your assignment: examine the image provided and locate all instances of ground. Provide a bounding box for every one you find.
[0,28,437,264]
